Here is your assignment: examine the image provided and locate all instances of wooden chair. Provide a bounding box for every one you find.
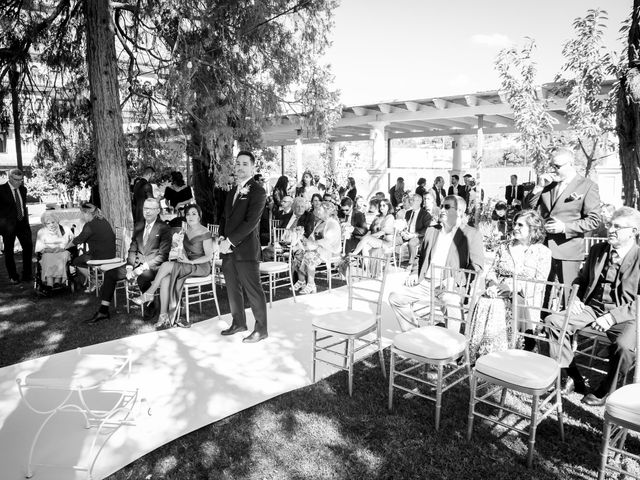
[598,295,640,480]
[467,277,579,467]
[389,265,479,430]
[312,254,389,396]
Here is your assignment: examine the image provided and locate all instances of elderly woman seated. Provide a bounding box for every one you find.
[292,201,341,295]
[35,212,74,289]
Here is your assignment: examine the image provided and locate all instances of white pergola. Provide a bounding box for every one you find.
[262,80,614,194]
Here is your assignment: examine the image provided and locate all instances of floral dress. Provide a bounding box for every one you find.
[467,242,551,363]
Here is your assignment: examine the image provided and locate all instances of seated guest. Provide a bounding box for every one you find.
[84,198,172,324]
[589,203,616,238]
[271,175,289,213]
[338,197,368,254]
[467,210,551,362]
[388,195,484,331]
[365,197,381,226]
[295,170,318,202]
[292,201,341,295]
[547,207,640,404]
[400,194,431,267]
[355,196,367,215]
[68,202,116,291]
[351,199,395,257]
[35,212,74,289]
[491,201,509,240]
[133,204,215,328]
[422,191,440,226]
[274,195,294,228]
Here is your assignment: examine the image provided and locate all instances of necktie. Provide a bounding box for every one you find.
[14,188,24,221]
[408,211,415,233]
[143,223,152,246]
[610,249,621,266]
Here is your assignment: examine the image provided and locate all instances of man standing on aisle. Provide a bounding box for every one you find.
[219,151,268,343]
[0,169,33,284]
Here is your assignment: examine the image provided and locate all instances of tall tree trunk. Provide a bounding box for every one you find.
[618,0,640,209]
[9,66,23,171]
[188,122,216,225]
[84,0,132,228]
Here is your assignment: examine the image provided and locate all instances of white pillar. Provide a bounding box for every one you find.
[475,115,484,184]
[295,131,303,184]
[366,121,388,197]
[451,134,463,177]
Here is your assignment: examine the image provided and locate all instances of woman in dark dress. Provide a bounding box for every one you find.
[344,176,357,201]
[163,171,193,211]
[68,202,116,291]
[133,203,214,328]
[272,175,289,213]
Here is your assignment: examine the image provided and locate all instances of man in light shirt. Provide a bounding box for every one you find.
[388,195,484,331]
[400,194,431,267]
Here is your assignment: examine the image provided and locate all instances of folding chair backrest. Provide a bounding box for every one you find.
[512,276,579,361]
[429,264,479,331]
[346,254,389,318]
[272,227,287,244]
[207,224,219,235]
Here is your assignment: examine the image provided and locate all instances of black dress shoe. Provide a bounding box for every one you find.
[221,325,248,336]
[582,393,608,406]
[562,376,588,395]
[242,331,268,343]
[84,311,110,325]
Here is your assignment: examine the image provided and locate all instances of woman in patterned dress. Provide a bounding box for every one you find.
[468,209,551,363]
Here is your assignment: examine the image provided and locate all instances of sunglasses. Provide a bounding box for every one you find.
[442,204,455,210]
[551,163,566,169]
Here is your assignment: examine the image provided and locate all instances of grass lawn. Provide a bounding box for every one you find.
[1,259,639,479]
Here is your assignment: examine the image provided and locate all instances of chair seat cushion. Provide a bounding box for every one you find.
[394,326,467,360]
[606,384,640,425]
[474,350,560,390]
[313,310,376,335]
[259,261,289,273]
[184,275,213,285]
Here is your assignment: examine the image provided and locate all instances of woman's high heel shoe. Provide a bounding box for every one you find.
[132,291,154,306]
[154,313,170,329]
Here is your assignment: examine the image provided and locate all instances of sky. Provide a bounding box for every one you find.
[324,0,632,105]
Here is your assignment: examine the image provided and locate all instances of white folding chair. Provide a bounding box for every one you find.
[584,236,608,257]
[598,295,640,480]
[312,254,389,396]
[87,226,128,296]
[207,224,219,236]
[467,277,579,467]
[389,265,479,430]
[173,256,221,326]
[259,241,296,308]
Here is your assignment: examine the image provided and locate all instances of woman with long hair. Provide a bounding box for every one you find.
[295,170,318,202]
[272,175,289,212]
[133,203,215,328]
[344,176,357,201]
[467,209,551,362]
[351,198,395,257]
[163,171,193,211]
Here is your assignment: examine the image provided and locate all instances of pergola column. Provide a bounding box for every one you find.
[366,121,389,197]
[451,134,463,177]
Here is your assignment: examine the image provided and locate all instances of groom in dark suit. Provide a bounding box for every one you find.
[525,147,601,287]
[85,197,171,324]
[547,207,640,405]
[0,169,33,284]
[388,195,484,331]
[219,151,268,343]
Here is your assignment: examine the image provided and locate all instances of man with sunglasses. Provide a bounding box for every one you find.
[338,197,367,254]
[388,195,484,331]
[525,147,601,289]
[546,207,640,405]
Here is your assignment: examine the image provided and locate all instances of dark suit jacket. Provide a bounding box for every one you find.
[505,184,525,205]
[127,218,171,270]
[219,179,266,261]
[448,185,465,198]
[404,209,430,238]
[132,178,154,222]
[576,242,640,324]
[338,210,368,242]
[524,175,600,261]
[275,209,294,228]
[0,182,28,235]
[411,224,485,279]
[432,186,446,207]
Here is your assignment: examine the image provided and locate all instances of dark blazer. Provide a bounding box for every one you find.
[505,184,525,205]
[524,174,601,261]
[338,210,368,241]
[431,186,446,207]
[411,224,485,279]
[275,209,294,228]
[404,209,431,238]
[219,179,266,261]
[127,218,171,270]
[448,185,465,198]
[576,242,640,324]
[0,182,28,235]
[132,178,154,222]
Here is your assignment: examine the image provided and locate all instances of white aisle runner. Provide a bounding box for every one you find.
[0,272,407,480]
